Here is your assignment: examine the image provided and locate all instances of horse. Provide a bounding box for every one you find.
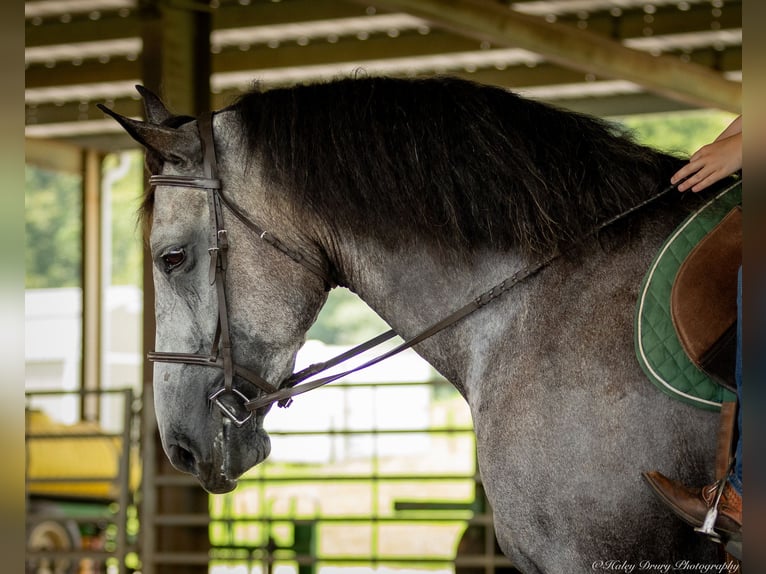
[101,76,724,572]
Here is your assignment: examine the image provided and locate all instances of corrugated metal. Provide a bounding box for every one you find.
[24,0,741,149]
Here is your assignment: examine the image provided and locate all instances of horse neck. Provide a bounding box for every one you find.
[331,237,530,391]
[325,196,677,402]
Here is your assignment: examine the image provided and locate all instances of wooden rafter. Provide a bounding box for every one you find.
[361,0,741,112]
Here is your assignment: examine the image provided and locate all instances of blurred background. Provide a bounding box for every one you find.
[24,1,740,573]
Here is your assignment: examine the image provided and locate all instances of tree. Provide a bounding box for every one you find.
[25,166,82,289]
[617,109,737,157]
[103,151,145,287]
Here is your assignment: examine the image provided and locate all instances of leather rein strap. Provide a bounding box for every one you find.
[148,110,677,424]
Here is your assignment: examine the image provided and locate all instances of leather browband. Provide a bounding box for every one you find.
[150,175,221,190]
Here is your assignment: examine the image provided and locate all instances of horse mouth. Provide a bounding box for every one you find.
[165,443,242,493]
[199,474,238,494]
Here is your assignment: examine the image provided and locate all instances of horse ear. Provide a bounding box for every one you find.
[135,85,173,124]
[97,103,200,166]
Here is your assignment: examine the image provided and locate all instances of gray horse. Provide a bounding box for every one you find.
[103,77,722,572]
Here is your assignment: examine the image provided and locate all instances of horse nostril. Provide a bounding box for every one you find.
[168,444,197,474]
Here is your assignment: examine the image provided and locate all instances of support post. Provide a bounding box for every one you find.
[139,2,213,573]
[80,148,103,422]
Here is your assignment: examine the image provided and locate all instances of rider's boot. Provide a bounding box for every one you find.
[642,471,741,544]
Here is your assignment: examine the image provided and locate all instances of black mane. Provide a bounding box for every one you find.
[231,76,683,257]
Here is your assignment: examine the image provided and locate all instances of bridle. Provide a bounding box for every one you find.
[148,111,677,427]
[148,111,344,426]
[147,112,288,426]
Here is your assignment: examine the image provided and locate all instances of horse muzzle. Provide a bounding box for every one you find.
[164,443,236,493]
[196,466,240,494]
[164,423,271,494]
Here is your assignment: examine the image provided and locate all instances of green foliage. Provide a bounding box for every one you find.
[25,152,146,290]
[616,109,737,157]
[25,165,82,288]
[103,151,145,287]
[307,287,391,344]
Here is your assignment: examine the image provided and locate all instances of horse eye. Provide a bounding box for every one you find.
[161,248,186,273]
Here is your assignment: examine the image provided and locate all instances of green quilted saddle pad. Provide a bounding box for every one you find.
[634,180,740,411]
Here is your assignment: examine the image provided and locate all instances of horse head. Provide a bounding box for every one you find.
[100,88,330,493]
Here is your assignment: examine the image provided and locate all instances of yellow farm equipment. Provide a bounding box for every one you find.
[25,389,140,574]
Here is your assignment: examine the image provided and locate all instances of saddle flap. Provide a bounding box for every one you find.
[671,206,741,391]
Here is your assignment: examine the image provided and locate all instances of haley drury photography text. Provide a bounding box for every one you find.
[592,559,740,573]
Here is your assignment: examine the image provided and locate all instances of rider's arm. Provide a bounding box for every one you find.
[671,115,742,193]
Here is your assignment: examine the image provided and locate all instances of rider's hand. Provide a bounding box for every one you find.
[671,132,742,193]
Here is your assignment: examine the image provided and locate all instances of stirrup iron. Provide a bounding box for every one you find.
[694,479,726,542]
[694,458,736,543]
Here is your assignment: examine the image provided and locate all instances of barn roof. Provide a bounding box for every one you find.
[25,0,741,150]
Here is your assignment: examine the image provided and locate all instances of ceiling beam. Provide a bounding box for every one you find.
[538,92,698,118]
[25,1,741,50]
[26,13,139,47]
[25,0,369,47]
[213,0,370,29]
[557,3,741,39]
[26,58,140,89]
[361,0,741,112]
[213,30,482,75]
[25,137,83,172]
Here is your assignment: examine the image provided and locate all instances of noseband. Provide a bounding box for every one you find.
[148,111,677,427]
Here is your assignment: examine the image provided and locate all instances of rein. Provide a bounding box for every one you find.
[148,111,677,425]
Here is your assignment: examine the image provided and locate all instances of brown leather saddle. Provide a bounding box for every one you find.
[671,206,741,393]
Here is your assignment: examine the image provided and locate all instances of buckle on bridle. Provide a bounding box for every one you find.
[209,386,253,427]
